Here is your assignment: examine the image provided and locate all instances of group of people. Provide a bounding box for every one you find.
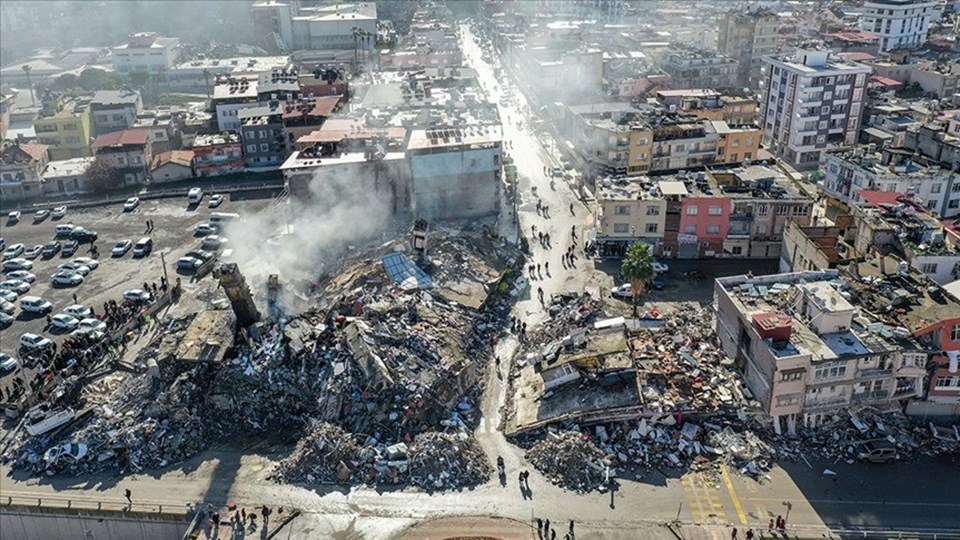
[536,518,575,540]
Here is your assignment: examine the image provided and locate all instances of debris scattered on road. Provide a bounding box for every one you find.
[526,430,610,492]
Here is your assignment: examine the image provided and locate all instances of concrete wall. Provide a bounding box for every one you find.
[0,506,189,540]
[410,146,501,220]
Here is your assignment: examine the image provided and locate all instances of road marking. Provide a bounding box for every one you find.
[720,463,748,525]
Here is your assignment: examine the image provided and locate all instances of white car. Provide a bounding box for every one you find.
[111,240,133,257]
[0,280,30,294]
[72,257,99,270]
[3,258,33,271]
[19,333,53,350]
[652,261,669,274]
[3,243,25,260]
[611,283,634,299]
[0,300,14,314]
[57,263,90,276]
[123,289,151,302]
[208,194,224,208]
[0,353,17,372]
[0,311,14,326]
[123,197,140,211]
[63,304,93,319]
[0,289,18,302]
[75,318,106,334]
[201,235,229,251]
[194,223,219,236]
[6,270,35,283]
[7,211,21,223]
[51,271,84,287]
[51,206,68,219]
[50,313,80,331]
[23,245,43,259]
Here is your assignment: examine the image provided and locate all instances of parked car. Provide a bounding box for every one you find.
[208,194,225,208]
[20,296,53,314]
[63,304,93,319]
[72,257,99,269]
[3,243,25,260]
[851,439,898,463]
[51,206,68,219]
[652,261,669,273]
[0,280,31,294]
[178,250,213,271]
[57,263,90,276]
[61,240,80,257]
[0,311,13,327]
[0,300,14,314]
[111,239,133,257]
[187,187,203,205]
[19,333,54,350]
[123,197,140,211]
[0,238,5,252]
[194,223,219,236]
[651,275,666,290]
[55,223,76,237]
[51,271,84,287]
[74,318,106,335]
[3,258,33,271]
[0,289,18,302]
[123,289,151,302]
[7,211,21,223]
[0,353,17,372]
[133,237,153,257]
[201,235,229,251]
[69,228,98,243]
[6,270,36,283]
[23,245,43,259]
[50,313,80,331]
[611,283,634,299]
[42,241,62,257]
[33,209,50,223]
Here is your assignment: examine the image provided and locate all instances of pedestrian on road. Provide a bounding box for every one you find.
[544,262,549,274]
[572,225,577,238]
[72,293,78,303]
[144,220,150,233]
[537,518,543,535]
[745,529,754,540]
[124,489,132,504]
[570,203,574,215]
[518,471,524,484]
[536,263,541,275]
[768,519,774,533]
[551,529,556,540]
[544,519,550,533]
[241,508,246,521]
[537,287,544,304]
[569,520,574,534]
[731,527,737,539]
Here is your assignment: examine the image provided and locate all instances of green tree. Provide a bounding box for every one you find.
[84,156,126,193]
[620,242,655,317]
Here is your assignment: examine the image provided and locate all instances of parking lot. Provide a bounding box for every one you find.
[0,190,277,386]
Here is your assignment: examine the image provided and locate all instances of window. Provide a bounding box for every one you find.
[781,371,803,382]
[820,106,830,115]
[731,246,743,255]
[708,206,722,216]
[791,206,808,216]
[260,143,269,152]
[935,376,959,389]
[745,138,754,146]
[686,205,699,215]
[684,224,697,234]
[646,205,660,216]
[921,263,938,274]
[814,363,847,380]
[615,205,631,215]
[731,154,738,162]
[953,183,960,193]
[613,223,630,233]
[951,323,960,341]
[757,204,768,216]
[706,224,720,234]
[744,152,752,160]
[776,205,788,216]
[645,223,658,233]
[776,395,800,406]
[246,144,256,153]
[675,144,685,152]
[259,130,267,139]
[931,183,942,194]
[732,138,740,147]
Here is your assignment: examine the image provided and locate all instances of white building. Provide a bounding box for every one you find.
[211,77,259,132]
[861,0,935,52]
[291,3,378,51]
[112,33,180,74]
[759,50,870,170]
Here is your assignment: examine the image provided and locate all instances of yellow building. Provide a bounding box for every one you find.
[627,126,653,176]
[33,96,93,160]
[712,121,762,165]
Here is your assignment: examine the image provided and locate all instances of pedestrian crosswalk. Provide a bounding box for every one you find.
[681,472,727,526]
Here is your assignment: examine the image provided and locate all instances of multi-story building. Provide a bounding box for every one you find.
[650,116,718,172]
[112,32,180,74]
[900,116,960,170]
[715,270,928,434]
[593,177,667,257]
[257,68,301,102]
[655,90,759,126]
[712,121,763,166]
[759,50,870,170]
[716,8,780,87]
[909,61,960,98]
[212,76,259,132]
[239,101,286,169]
[779,222,845,273]
[41,157,95,196]
[251,0,301,52]
[821,146,960,218]
[192,132,244,177]
[90,128,152,185]
[32,93,93,160]
[661,52,738,90]
[0,140,49,201]
[287,2,378,52]
[164,56,291,94]
[90,89,144,135]
[861,0,935,52]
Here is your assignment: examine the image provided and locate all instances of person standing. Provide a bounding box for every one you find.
[124,489,132,504]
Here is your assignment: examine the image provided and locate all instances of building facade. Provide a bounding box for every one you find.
[32,94,93,160]
[0,141,49,201]
[717,9,780,86]
[239,102,286,168]
[90,129,152,185]
[192,132,244,177]
[861,0,935,52]
[112,32,180,74]
[90,90,144,135]
[661,52,738,90]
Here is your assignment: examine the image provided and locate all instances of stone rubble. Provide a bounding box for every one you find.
[525,430,610,492]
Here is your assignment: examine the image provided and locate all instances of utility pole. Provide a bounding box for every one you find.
[159,251,168,283]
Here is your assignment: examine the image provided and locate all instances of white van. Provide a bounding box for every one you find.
[209,212,239,224]
[55,224,76,237]
[20,296,53,314]
[187,187,203,204]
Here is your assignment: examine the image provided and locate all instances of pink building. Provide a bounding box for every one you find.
[678,196,731,258]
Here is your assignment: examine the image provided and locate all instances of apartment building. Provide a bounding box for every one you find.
[212,77,259,132]
[712,121,762,166]
[759,50,870,170]
[90,128,152,185]
[32,94,93,160]
[910,61,960,98]
[821,146,960,218]
[655,90,759,126]
[716,9,780,86]
[252,1,376,52]
[0,140,48,201]
[112,32,180,74]
[861,0,935,52]
[90,89,144,135]
[593,177,667,257]
[239,101,286,168]
[715,270,928,434]
[192,132,244,177]
[661,52,738,90]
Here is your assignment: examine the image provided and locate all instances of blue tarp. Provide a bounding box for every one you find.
[381,252,434,289]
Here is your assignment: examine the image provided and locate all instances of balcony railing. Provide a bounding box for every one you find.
[805,396,849,408]
[852,389,890,403]
[729,212,754,221]
[858,368,893,380]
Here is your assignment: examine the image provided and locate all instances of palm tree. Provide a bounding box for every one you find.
[21,65,34,105]
[621,242,655,317]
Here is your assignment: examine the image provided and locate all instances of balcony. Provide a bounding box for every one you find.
[858,368,893,380]
[730,212,754,221]
[805,396,849,409]
[727,229,750,238]
[851,389,890,403]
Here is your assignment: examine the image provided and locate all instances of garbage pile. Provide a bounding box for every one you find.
[525,430,610,492]
[408,432,490,490]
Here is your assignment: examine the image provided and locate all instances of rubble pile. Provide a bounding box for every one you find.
[532,293,604,343]
[272,422,360,484]
[408,432,491,490]
[526,430,610,491]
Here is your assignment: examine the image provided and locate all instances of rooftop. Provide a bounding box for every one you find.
[151,150,194,171]
[91,128,150,149]
[408,124,502,151]
[193,132,242,147]
[42,157,95,177]
[91,90,141,107]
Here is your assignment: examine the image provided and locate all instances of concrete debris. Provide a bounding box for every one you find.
[525,430,611,492]
[271,422,361,484]
[407,432,491,490]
